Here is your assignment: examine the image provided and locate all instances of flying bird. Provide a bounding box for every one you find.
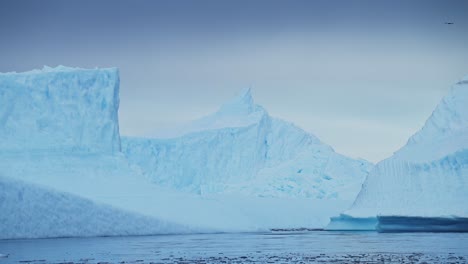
[445,22,454,25]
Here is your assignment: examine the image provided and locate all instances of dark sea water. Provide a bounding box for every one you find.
[1,231,467,263]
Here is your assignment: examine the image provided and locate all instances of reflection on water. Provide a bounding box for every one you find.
[0,231,467,263]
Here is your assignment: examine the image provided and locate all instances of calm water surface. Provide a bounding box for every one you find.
[0,231,467,263]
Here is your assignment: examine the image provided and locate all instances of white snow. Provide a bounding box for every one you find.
[328,76,468,230]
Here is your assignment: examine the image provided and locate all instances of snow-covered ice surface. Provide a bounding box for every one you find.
[122,88,371,200]
[0,67,370,239]
[328,75,468,231]
[0,176,190,239]
[1,232,467,263]
[0,151,352,236]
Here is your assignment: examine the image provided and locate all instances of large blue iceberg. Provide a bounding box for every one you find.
[327,76,468,232]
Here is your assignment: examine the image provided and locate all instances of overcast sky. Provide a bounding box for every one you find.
[1,0,467,162]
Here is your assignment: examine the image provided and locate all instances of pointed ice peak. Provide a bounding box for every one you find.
[217,87,258,116]
[397,74,468,161]
[238,87,253,98]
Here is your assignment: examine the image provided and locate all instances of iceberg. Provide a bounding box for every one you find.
[0,66,202,239]
[0,66,372,238]
[122,88,372,200]
[0,66,121,153]
[327,75,468,231]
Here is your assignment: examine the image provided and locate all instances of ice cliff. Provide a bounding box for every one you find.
[0,66,121,153]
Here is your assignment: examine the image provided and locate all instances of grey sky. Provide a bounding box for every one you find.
[1,0,467,162]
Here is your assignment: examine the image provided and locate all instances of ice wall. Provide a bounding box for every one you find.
[349,149,468,218]
[0,66,121,153]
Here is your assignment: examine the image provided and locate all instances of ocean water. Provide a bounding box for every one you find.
[1,231,467,263]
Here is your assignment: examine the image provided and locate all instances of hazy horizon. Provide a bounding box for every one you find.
[1,0,468,162]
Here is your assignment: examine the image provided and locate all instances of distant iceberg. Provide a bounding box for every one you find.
[122,88,372,199]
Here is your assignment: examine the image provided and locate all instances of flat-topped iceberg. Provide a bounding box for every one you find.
[0,66,121,153]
